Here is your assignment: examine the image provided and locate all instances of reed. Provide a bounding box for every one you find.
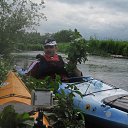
[87,39,128,56]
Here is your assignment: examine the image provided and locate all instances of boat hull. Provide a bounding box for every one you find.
[59,77,128,128]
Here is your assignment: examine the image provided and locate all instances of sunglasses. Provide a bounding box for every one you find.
[44,45,54,49]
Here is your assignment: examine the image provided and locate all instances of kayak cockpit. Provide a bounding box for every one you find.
[103,94,128,113]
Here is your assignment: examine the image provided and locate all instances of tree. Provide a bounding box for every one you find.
[0,0,46,57]
[0,105,32,128]
[53,29,75,43]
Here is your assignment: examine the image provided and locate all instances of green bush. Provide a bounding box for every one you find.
[0,105,32,128]
[0,59,10,85]
[88,38,128,56]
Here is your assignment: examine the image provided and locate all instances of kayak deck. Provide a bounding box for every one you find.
[103,94,128,113]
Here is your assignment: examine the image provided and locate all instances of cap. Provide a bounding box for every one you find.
[44,38,57,46]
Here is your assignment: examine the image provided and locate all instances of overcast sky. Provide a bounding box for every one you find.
[36,0,128,40]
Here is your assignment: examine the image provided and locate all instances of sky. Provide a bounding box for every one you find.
[36,0,128,40]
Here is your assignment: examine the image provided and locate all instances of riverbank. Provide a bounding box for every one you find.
[111,54,128,59]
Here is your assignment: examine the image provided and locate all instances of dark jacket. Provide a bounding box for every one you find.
[26,54,68,79]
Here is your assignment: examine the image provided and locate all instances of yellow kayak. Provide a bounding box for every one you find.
[0,71,31,105]
[30,111,50,128]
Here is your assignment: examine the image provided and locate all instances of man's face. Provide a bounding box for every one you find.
[44,45,57,56]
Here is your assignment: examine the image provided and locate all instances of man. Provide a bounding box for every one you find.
[20,38,68,79]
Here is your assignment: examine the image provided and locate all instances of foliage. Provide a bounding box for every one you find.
[88,37,128,56]
[0,105,33,128]
[51,84,85,128]
[66,29,88,75]
[53,29,76,43]
[0,0,45,57]
[0,58,11,85]
[15,29,84,51]
[20,74,62,93]
[17,43,43,51]
[17,41,69,52]
[19,72,85,128]
[57,43,69,53]
[14,29,128,57]
[16,32,45,51]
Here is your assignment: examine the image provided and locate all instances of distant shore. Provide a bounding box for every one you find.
[111,55,128,59]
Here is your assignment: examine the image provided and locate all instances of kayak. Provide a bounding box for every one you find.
[21,111,51,128]
[0,71,32,113]
[0,71,51,127]
[30,111,50,128]
[58,76,128,128]
[0,71,31,105]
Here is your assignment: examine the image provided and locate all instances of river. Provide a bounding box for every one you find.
[12,51,128,91]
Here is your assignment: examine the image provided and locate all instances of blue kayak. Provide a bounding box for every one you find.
[58,77,128,128]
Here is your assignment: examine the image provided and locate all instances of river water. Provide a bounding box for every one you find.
[13,51,128,91]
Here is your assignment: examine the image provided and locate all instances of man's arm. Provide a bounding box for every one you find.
[25,60,40,78]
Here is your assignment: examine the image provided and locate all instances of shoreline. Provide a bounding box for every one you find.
[111,55,128,59]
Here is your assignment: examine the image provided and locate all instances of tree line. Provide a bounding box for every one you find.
[15,30,128,57]
[15,29,80,50]
[0,0,128,58]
